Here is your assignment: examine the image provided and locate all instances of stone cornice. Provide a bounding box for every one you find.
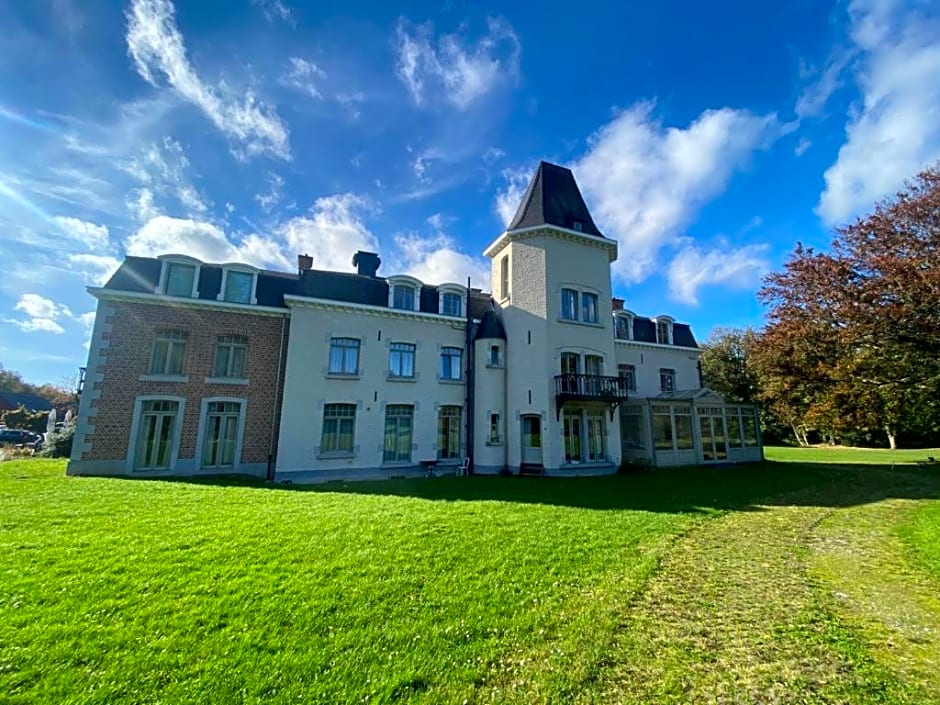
[89,287,290,317]
[615,339,700,354]
[284,294,475,326]
[483,225,619,261]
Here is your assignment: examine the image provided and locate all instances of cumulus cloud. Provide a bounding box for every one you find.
[126,0,290,159]
[52,216,110,250]
[4,293,73,334]
[572,102,779,283]
[395,17,520,110]
[279,57,326,99]
[393,232,489,287]
[666,241,770,306]
[275,194,378,272]
[817,0,940,224]
[494,166,531,227]
[68,254,122,286]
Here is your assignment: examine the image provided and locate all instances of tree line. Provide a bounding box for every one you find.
[701,165,939,449]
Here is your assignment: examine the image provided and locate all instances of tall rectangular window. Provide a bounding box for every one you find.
[727,407,744,448]
[149,330,187,375]
[674,405,694,450]
[618,363,636,392]
[620,404,646,451]
[615,315,631,340]
[500,255,509,299]
[585,355,603,376]
[586,410,606,462]
[383,404,413,463]
[440,347,462,380]
[223,271,253,303]
[213,335,247,378]
[660,368,676,392]
[560,352,580,375]
[437,406,461,460]
[321,403,356,453]
[489,412,501,443]
[581,292,598,323]
[743,410,759,447]
[202,401,241,468]
[389,343,416,378]
[561,288,578,320]
[134,400,179,470]
[652,405,673,451]
[657,321,671,345]
[441,292,461,317]
[392,285,415,310]
[328,337,360,375]
[164,263,196,297]
[562,409,582,463]
[489,345,500,366]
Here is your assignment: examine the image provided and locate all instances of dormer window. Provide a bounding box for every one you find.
[387,275,423,311]
[614,311,634,340]
[572,221,583,232]
[218,265,259,305]
[438,284,466,317]
[158,255,201,298]
[655,317,674,345]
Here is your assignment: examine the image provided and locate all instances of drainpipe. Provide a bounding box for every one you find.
[464,277,474,475]
[267,315,287,481]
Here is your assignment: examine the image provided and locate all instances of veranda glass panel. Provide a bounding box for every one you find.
[652,409,673,451]
[743,410,759,447]
[620,406,646,450]
[727,408,744,447]
[674,410,694,450]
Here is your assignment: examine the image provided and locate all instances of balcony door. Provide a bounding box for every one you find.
[521,415,542,465]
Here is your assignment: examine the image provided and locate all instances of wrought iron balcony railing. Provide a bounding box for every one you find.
[554,374,631,401]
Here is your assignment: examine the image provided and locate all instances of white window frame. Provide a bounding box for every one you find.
[319,402,358,456]
[561,288,579,320]
[328,337,361,376]
[149,329,188,377]
[126,395,186,472]
[500,255,510,301]
[613,310,635,340]
[437,283,466,317]
[439,346,463,381]
[382,404,414,464]
[211,335,248,380]
[194,397,247,471]
[217,264,259,305]
[618,363,637,392]
[156,255,201,298]
[488,410,503,444]
[437,405,462,461]
[387,275,423,311]
[389,342,417,378]
[654,316,675,345]
[660,368,676,392]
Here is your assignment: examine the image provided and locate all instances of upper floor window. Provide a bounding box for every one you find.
[164,262,197,297]
[660,368,676,392]
[500,255,509,300]
[618,363,636,391]
[656,318,674,345]
[561,288,578,320]
[584,355,603,376]
[150,330,187,376]
[440,347,462,380]
[393,285,415,310]
[572,221,583,232]
[441,292,461,317]
[389,342,416,378]
[581,293,599,323]
[614,313,633,340]
[560,351,580,375]
[489,345,501,366]
[329,337,360,376]
[219,267,258,305]
[213,335,247,378]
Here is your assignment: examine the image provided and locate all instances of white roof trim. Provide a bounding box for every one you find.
[89,287,289,317]
[615,339,699,353]
[483,225,618,261]
[284,294,478,324]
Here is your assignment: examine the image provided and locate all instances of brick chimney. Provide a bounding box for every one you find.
[297,253,313,275]
[352,251,381,277]
[612,297,624,311]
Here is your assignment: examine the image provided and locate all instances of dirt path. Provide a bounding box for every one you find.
[584,469,940,705]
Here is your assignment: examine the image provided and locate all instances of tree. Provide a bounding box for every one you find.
[700,327,761,403]
[759,165,940,448]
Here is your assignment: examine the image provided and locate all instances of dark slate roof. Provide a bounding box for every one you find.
[0,392,53,412]
[632,317,657,343]
[626,316,698,348]
[673,324,698,348]
[507,161,605,237]
[104,256,161,293]
[474,308,506,340]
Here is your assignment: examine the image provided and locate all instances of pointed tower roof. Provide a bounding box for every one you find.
[474,307,506,341]
[506,161,605,238]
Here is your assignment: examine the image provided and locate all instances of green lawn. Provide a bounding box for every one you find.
[1,457,939,704]
[765,444,940,464]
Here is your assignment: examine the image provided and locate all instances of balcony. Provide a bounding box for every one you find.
[554,374,630,418]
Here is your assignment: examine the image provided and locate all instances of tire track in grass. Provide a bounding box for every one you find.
[584,473,932,705]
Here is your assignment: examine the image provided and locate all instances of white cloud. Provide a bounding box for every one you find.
[795,137,812,157]
[573,102,779,283]
[78,311,96,331]
[126,0,290,159]
[393,232,489,287]
[276,194,378,272]
[68,254,122,286]
[3,317,65,334]
[255,172,285,212]
[252,0,292,24]
[395,17,520,110]
[5,293,73,334]
[494,166,530,227]
[666,241,770,306]
[279,57,326,99]
[51,216,110,250]
[128,188,159,221]
[795,51,853,120]
[818,0,940,224]
[121,138,210,217]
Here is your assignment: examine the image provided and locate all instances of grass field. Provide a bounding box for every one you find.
[765,444,940,464]
[1,454,939,704]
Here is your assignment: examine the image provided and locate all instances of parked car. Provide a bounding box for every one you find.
[0,428,43,450]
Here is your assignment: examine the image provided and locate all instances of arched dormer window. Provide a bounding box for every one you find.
[437,283,466,317]
[387,275,422,311]
[218,263,260,305]
[654,315,675,345]
[613,310,635,340]
[157,255,202,298]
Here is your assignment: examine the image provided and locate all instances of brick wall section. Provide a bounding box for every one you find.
[83,301,289,466]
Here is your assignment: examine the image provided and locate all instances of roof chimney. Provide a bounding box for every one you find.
[352,251,381,278]
[297,253,313,275]
[612,297,624,311]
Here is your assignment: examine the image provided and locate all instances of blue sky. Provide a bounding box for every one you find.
[1,0,939,386]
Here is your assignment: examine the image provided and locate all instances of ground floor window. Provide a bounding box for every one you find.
[620,404,646,451]
[135,400,180,470]
[726,406,744,447]
[563,407,606,463]
[652,403,694,452]
[674,405,694,450]
[742,409,759,447]
[383,404,413,463]
[652,405,673,451]
[437,406,461,460]
[321,403,356,453]
[202,401,241,468]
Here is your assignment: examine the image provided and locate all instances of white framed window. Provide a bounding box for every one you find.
[618,363,636,392]
[561,288,578,320]
[655,317,674,345]
[489,412,502,444]
[157,255,201,298]
[218,265,259,305]
[652,403,693,452]
[440,346,462,380]
[213,335,247,379]
[328,337,360,375]
[383,404,413,463]
[438,285,465,317]
[489,345,501,366]
[387,275,422,311]
[131,397,184,471]
[437,405,461,460]
[585,354,603,376]
[200,401,242,468]
[500,255,509,300]
[389,342,416,378]
[563,408,606,464]
[321,403,356,454]
[581,292,598,323]
[149,330,187,376]
[660,368,676,392]
[614,312,634,340]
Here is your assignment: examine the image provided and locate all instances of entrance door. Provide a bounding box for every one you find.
[521,415,542,465]
[699,413,728,462]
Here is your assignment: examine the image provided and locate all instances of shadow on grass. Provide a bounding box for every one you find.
[159,461,940,515]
